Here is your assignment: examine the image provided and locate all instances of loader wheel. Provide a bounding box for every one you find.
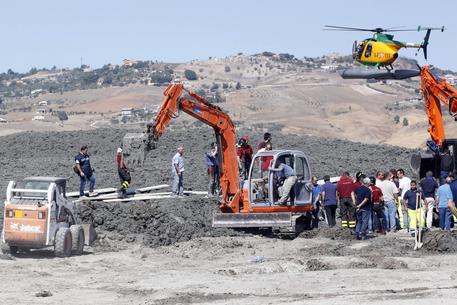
[70,225,85,255]
[1,242,18,255]
[54,227,72,258]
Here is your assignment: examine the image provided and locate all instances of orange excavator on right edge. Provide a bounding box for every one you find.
[410,66,457,180]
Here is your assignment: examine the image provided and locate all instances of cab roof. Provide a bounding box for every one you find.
[254,149,307,158]
[23,177,67,184]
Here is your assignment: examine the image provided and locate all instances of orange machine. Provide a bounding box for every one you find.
[411,66,457,179]
[122,83,315,234]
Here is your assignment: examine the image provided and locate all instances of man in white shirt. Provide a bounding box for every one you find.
[397,168,411,231]
[172,146,185,197]
[376,171,399,232]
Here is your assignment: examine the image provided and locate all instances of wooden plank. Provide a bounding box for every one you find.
[67,187,117,198]
[136,184,169,193]
[103,195,173,203]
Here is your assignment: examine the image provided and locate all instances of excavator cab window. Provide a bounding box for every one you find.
[293,155,312,205]
[249,155,271,205]
[271,154,295,203]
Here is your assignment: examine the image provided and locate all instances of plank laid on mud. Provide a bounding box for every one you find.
[136,184,169,193]
[102,195,173,203]
[67,188,117,198]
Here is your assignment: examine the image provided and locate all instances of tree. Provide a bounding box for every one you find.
[402,117,409,126]
[393,115,400,124]
[184,69,198,80]
[235,82,242,90]
[224,66,231,73]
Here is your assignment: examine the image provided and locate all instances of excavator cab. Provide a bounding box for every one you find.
[411,139,457,179]
[247,150,312,207]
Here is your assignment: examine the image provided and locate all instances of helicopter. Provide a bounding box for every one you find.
[324,25,445,71]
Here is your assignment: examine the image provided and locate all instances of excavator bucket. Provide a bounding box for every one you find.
[212,212,307,234]
[122,133,147,169]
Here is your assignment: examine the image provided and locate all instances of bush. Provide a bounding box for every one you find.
[224,66,231,73]
[394,115,400,124]
[184,69,198,80]
[150,71,173,84]
[402,117,409,126]
[235,82,242,90]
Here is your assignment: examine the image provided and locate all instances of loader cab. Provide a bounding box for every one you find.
[248,150,312,207]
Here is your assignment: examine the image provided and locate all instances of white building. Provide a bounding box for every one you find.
[444,74,457,86]
[121,108,133,116]
[36,108,47,114]
[38,100,48,106]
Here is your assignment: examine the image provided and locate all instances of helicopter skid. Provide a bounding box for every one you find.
[338,68,420,80]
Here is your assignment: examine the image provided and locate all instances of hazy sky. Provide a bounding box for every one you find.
[1,0,456,72]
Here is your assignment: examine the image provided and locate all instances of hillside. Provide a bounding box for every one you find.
[1,52,456,148]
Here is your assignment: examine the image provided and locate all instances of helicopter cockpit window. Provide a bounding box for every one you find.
[356,43,365,60]
[364,43,372,58]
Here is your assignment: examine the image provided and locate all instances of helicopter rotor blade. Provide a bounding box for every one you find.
[323,25,377,32]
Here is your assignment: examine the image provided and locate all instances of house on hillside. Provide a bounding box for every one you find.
[445,74,457,86]
[36,108,47,114]
[38,100,48,106]
[31,89,45,97]
[123,59,139,67]
[121,108,133,116]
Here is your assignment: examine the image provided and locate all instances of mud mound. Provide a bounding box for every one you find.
[77,197,239,248]
[306,258,331,271]
[299,226,353,241]
[422,230,457,253]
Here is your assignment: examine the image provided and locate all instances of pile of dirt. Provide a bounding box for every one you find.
[299,226,353,241]
[0,127,416,248]
[422,230,457,253]
[77,197,240,248]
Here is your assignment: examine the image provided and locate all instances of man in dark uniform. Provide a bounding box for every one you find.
[75,145,97,198]
[354,178,372,240]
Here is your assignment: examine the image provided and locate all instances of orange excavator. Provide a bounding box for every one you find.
[122,83,315,234]
[411,66,457,180]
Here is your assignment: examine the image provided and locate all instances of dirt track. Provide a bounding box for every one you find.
[2,127,457,304]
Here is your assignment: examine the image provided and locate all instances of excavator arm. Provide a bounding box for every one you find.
[412,66,457,217]
[123,83,241,213]
[420,65,457,147]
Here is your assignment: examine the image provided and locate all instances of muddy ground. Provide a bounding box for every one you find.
[1,127,457,304]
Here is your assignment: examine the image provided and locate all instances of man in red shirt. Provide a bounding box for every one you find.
[237,136,253,180]
[258,132,272,150]
[369,176,385,234]
[117,148,131,198]
[337,171,356,229]
[260,143,273,178]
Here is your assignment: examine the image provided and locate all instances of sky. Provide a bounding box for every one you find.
[1,0,456,73]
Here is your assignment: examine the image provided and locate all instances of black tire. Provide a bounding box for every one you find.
[1,243,18,255]
[70,225,85,255]
[54,227,72,257]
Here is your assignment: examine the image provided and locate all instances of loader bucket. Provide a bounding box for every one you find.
[122,133,147,168]
[212,212,294,228]
[81,223,97,246]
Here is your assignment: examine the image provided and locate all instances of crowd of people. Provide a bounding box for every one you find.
[72,133,457,239]
[312,168,457,240]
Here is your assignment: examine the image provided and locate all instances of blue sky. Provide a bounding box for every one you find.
[1,0,456,72]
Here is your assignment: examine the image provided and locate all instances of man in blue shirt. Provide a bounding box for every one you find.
[354,177,372,240]
[172,146,185,197]
[403,180,425,232]
[321,175,338,227]
[206,143,219,197]
[75,145,97,198]
[438,176,454,231]
[420,171,438,228]
[270,161,297,205]
[311,176,321,228]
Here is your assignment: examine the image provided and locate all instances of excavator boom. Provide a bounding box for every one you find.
[122,83,242,213]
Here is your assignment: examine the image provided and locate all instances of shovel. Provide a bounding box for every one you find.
[414,192,423,250]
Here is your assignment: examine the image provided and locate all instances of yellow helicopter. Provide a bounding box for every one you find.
[324,25,445,70]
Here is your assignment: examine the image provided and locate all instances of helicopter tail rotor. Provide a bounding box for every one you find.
[421,29,431,60]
